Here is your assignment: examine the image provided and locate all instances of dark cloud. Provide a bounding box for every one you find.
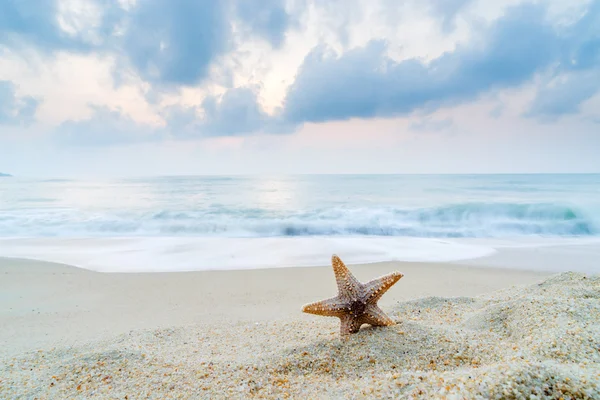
[1,0,295,88]
[0,80,40,126]
[201,87,272,135]
[282,4,563,124]
[163,87,294,139]
[121,0,229,86]
[159,89,268,140]
[120,0,295,86]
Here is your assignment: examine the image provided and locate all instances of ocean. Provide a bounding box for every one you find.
[1,174,599,272]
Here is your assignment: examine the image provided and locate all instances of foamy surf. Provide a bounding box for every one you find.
[0,237,497,272]
[0,202,597,238]
[2,236,600,273]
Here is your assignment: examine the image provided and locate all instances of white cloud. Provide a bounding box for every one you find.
[57,0,105,43]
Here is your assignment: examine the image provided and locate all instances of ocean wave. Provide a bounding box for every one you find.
[0,202,597,238]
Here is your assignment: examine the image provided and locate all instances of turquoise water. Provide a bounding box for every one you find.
[1,174,599,238]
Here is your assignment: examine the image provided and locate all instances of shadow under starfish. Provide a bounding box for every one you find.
[302,254,404,339]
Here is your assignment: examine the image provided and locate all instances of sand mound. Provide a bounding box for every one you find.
[2,272,599,399]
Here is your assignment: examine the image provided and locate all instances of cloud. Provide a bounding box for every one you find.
[489,103,504,119]
[54,87,294,146]
[426,0,473,32]
[282,2,600,125]
[0,80,40,126]
[120,0,229,86]
[1,0,296,88]
[200,88,271,135]
[0,0,123,53]
[561,1,600,72]
[409,117,454,132]
[55,105,162,146]
[0,0,78,50]
[527,70,600,120]
[526,1,600,120]
[282,4,563,124]
[119,0,297,86]
[164,87,294,139]
[235,0,293,48]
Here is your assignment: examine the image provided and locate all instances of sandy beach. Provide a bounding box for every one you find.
[2,255,599,399]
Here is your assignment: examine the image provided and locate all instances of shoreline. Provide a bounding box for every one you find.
[1,236,600,274]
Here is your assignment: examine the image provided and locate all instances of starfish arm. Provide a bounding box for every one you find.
[340,314,362,338]
[331,254,362,299]
[362,304,396,327]
[302,296,348,317]
[364,272,403,303]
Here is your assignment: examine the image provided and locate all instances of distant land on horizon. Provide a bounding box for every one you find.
[0,172,12,177]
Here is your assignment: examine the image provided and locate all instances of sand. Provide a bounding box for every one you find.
[1,257,599,399]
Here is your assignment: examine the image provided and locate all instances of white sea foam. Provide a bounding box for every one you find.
[0,237,497,272]
[2,236,600,273]
[0,202,598,238]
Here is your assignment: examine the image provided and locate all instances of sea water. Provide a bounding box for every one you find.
[0,174,599,272]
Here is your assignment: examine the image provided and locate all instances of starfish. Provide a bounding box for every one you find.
[302,254,404,339]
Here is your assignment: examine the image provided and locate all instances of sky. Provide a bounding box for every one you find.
[0,0,599,177]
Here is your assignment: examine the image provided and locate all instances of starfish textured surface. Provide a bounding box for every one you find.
[302,254,404,339]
